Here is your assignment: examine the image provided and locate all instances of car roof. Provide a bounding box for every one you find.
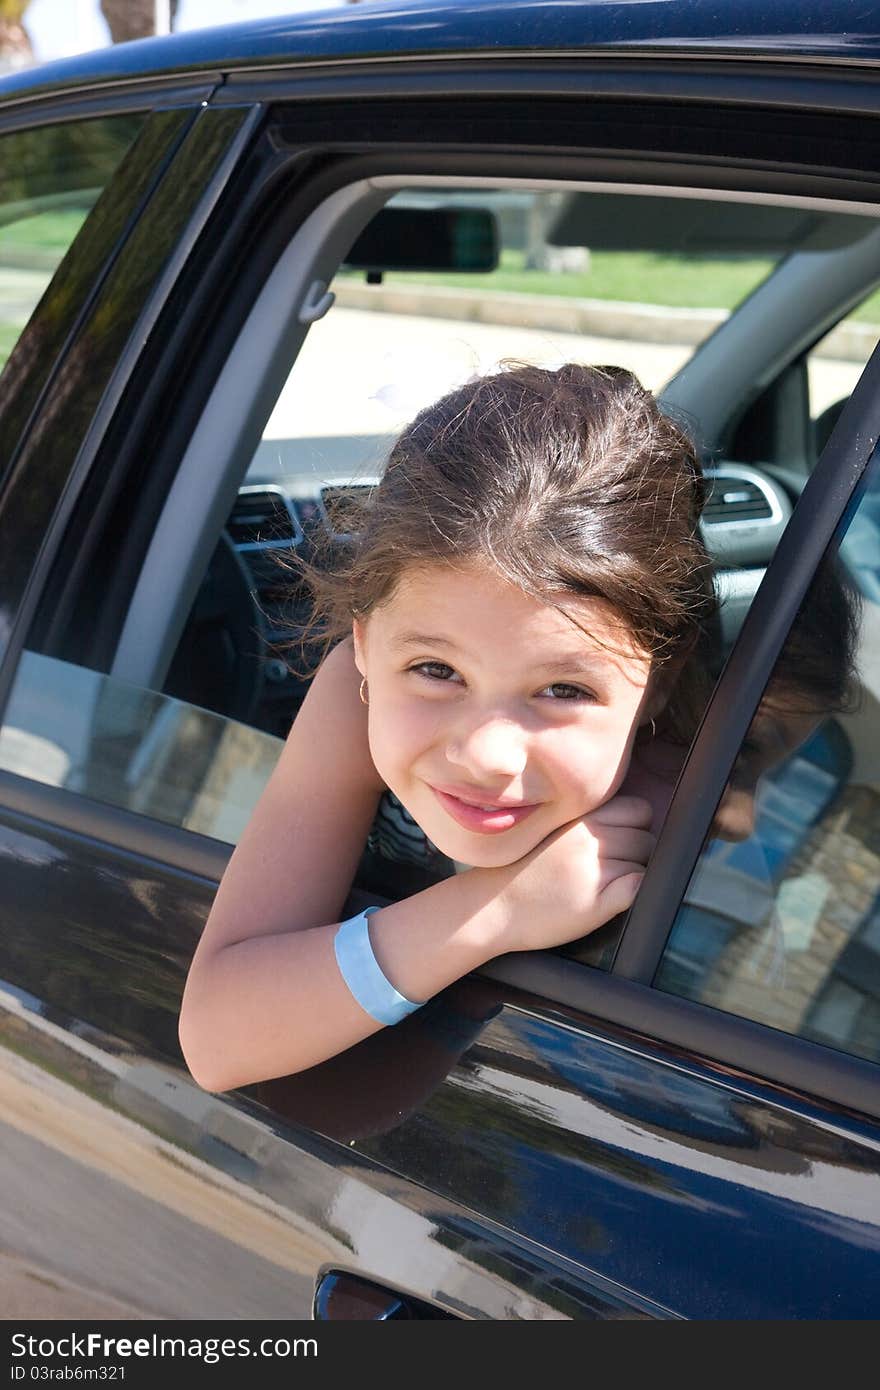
[2,0,879,106]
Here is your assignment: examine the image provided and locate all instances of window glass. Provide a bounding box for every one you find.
[808,288,880,464]
[657,454,880,1065]
[0,115,144,373]
[0,651,281,843]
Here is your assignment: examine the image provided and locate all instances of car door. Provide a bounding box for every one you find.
[0,44,879,1322]
[0,81,286,1321]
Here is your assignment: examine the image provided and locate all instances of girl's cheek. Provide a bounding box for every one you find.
[558,718,638,795]
[368,696,429,772]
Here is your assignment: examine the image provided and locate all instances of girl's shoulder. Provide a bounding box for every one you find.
[315,633,358,684]
[301,637,386,792]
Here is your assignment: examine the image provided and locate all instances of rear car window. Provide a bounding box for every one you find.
[0,114,144,373]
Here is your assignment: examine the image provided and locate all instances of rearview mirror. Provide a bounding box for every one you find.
[343,206,499,273]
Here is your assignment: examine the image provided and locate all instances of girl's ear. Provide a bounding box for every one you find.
[642,659,681,724]
[351,617,367,677]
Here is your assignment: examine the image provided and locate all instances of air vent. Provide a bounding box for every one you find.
[227,487,303,551]
[703,470,774,526]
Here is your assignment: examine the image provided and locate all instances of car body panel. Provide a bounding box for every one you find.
[0,0,879,1322]
[0,804,655,1319]
[1,800,877,1318]
[3,1,880,112]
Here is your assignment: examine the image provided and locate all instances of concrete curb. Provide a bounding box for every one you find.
[333,279,879,364]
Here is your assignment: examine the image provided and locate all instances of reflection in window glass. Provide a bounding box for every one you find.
[657,456,880,1066]
[0,652,282,844]
[0,115,143,371]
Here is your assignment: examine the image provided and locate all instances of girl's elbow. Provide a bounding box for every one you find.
[178,996,229,1094]
[180,1049,226,1094]
[186,1064,228,1095]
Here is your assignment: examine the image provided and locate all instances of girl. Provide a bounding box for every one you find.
[178,362,715,1092]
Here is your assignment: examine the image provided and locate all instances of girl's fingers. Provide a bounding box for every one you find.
[596,867,646,918]
[595,826,656,865]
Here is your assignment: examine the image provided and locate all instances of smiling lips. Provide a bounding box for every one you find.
[430,785,539,834]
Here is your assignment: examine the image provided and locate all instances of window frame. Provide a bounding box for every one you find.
[2,72,880,1119]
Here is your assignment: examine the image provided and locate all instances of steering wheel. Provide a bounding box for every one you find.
[164,529,268,725]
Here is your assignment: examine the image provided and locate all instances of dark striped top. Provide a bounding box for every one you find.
[367,790,450,871]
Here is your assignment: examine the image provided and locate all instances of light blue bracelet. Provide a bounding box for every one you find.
[334,906,422,1026]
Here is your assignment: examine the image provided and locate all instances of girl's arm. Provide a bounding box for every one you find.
[179,639,654,1091]
[178,638,507,1090]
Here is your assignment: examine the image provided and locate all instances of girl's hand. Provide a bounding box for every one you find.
[493,795,656,954]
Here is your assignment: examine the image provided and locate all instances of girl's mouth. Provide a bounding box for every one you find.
[430,786,539,835]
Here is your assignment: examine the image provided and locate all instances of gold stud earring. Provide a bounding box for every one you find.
[359,677,369,706]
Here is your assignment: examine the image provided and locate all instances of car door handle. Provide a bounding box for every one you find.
[314,1272,456,1319]
[314,1271,412,1319]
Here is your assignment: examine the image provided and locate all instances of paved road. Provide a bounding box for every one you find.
[0,1041,328,1320]
[263,304,693,442]
[254,304,865,488]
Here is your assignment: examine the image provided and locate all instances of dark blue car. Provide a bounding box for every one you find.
[0,0,878,1320]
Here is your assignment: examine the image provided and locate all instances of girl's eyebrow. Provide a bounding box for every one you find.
[391,630,616,673]
[391,631,458,650]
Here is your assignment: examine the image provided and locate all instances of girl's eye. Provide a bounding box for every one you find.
[410,660,461,683]
[540,682,595,701]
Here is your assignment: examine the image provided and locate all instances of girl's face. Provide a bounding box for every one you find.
[353,560,659,868]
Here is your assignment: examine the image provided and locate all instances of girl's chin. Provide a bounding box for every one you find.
[431,826,546,869]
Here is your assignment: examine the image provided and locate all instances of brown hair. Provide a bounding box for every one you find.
[286,361,717,736]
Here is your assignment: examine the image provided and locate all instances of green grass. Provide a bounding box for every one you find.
[853,286,880,323]
[0,320,22,370]
[5,215,880,320]
[364,247,778,310]
[4,209,880,321]
[343,246,880,324]
[0,210,88,368]
[0,207,87,254]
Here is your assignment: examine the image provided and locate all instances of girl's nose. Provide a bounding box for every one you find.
[446,714,528,780]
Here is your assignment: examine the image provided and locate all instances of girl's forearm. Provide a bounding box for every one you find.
[178,867,510,1092]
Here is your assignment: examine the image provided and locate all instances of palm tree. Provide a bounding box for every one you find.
[0,0,33,68]
[100,1,179,43]
[2,0,185,69]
